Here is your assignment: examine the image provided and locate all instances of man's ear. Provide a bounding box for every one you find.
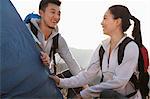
[39,10,43,17]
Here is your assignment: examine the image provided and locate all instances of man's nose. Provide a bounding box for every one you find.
[54,14,60,20]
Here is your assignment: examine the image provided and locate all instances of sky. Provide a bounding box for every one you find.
[10,0,150,57]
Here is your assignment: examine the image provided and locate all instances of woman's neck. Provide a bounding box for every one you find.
[109,31,124,55]
[110,31,124,46]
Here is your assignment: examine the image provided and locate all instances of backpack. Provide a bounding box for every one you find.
[24,13,59,74]
[99,37,149,98]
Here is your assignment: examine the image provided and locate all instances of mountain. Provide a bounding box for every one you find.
[55,47,100,85]
[70,47,93,69]
[55,47,93,73]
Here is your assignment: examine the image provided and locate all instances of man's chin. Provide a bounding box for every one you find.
[48,26,55,29]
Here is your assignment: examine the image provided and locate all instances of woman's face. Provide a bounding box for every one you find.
[101,10,118,36]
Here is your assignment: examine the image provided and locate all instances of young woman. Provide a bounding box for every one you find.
[51,5,142,99]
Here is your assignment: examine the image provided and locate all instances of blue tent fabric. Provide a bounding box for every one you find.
[0,0,63,98]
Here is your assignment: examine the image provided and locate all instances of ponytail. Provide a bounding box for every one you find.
[108,5,143,46]
[130,16,142,47]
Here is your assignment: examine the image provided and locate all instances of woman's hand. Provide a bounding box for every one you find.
[40,51,50,66]
[49,75,60,85]
[82,84,89,89]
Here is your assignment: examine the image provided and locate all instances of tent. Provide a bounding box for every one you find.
[0,0,63,98]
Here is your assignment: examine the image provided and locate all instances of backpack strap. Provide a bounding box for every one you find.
[99,46,105,82]
[26,21,54,75]
[118,37,139,97]
[126,45,149,98]
[29,20,60,75]
[26,18,59,75]
[98,37,133,82]
[99,46,105,67]
[29,22,38,37]
[99,37,149,98]
[118,37,133,65]
[125,91,137,98]
[49,34,59,74]
[99,37,137,98]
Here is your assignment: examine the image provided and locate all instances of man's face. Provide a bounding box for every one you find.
[40,3,61,29]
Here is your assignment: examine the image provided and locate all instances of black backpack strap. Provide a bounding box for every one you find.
[125,91,137,98]
[29,21,38,37]
[99,46,105,67]
[28,22,55,75]
[118,37,133,65]
[99,46,105,82]
[118,37,140,98]
[49,34,59,74]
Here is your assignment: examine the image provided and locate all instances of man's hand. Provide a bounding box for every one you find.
[49,75,60,85]
[40,51,50,66]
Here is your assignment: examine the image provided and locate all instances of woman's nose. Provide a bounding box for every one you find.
[101,20,104,26]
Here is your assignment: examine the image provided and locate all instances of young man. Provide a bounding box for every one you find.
[26,0,81,76]
[26,0,82,97]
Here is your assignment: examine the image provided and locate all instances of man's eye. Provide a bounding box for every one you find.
[51,11,55,14]
[58,13,60,16]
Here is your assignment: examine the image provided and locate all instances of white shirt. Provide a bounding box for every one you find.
[59,36,141,99]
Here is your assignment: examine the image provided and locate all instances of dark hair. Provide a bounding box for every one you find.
[39,0,61,11]
[109,5,142,46]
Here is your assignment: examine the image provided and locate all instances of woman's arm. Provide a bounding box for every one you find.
[51,45,102,88]
[80,42,139,98]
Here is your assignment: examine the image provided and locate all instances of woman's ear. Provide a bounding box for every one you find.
[116,18,122,26]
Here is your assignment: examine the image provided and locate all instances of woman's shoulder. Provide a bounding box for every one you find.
[120,36,139,51]
[126,39,138,49]
[124,40,139,57]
